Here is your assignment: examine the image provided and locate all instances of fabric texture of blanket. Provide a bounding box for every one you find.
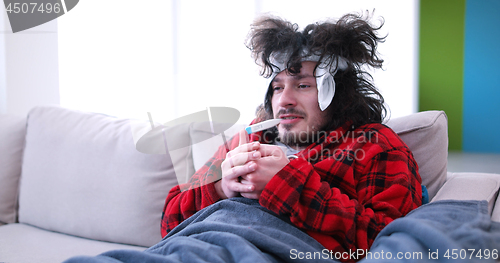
[363,199,500,262]
[63,198,500,263]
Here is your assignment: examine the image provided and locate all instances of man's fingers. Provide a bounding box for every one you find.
[226,142,260,157]
[221,175,255,199]
[258,144,286,158]
[222,160,258,179]
[227,181,255,193]
[241,192,259,199]
[227,151,260,167]
[239,129,249,146]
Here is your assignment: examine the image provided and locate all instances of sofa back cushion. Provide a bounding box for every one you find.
[0,115,26,224]
[130,120,195,185]
[18,106,178,247]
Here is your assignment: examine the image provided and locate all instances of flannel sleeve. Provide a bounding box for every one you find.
[259,145,422,252]
[160,158,222,237]
[160,134,242,237]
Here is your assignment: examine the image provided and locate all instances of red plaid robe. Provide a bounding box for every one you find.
[161,122,422,261]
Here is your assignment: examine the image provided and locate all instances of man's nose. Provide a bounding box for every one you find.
[277,86,297,107]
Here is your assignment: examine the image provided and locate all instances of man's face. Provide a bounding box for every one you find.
[271,61,330,148]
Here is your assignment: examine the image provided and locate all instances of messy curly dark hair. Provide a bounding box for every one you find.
[246,12,387,133]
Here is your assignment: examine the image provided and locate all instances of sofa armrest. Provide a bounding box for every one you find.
[431,172,500,221]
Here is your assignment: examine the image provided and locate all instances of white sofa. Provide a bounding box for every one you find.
[0,105,499,263]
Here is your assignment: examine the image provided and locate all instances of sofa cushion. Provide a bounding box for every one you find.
[18,106,178,247]
[0,223,146,263]
[431,173,500,217]
[385,111,448,200]
[0,114,26,224]
[131,120,195,185]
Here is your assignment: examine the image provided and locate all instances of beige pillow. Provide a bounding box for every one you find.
[131,119,195,185]
[18,106,178,247]
[385,111,448,200]
[0,115,26,224]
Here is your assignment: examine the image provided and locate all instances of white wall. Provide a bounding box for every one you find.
[172,1,264,123]
[0,5,60,117]
[57,1,175,122]
[2,0,419,122]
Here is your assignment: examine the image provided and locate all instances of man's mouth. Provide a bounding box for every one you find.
[279,114,303,124]
[279,114,303,119]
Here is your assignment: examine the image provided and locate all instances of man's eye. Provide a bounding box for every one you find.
[273,87,283,92]
[298,84,310,89]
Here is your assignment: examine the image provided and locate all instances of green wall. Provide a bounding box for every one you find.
[419,0,465,151]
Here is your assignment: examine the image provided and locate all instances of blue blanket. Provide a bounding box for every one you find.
[64,198,500,263]
[363,200,500,262]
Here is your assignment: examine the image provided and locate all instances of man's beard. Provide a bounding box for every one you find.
[275,108,328,148]
[278,125,328,148]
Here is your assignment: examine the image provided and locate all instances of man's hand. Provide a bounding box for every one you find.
[216,129,261,199]
[240,144,289,199]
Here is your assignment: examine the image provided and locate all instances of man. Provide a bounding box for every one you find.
[162,13,422,258]
[65,13,500,263]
